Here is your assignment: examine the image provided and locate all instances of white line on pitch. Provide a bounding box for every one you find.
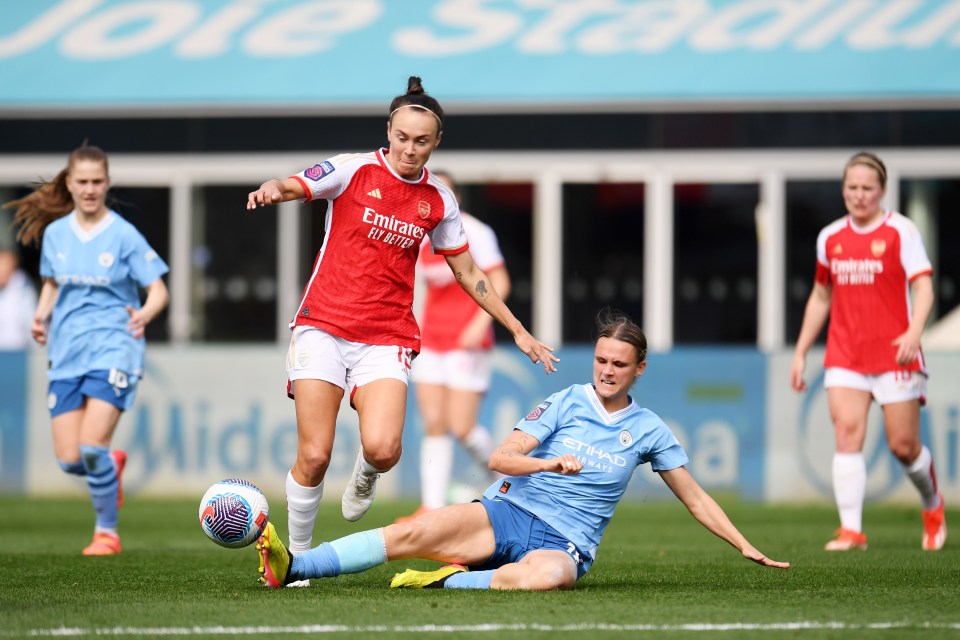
[13,621,960,636]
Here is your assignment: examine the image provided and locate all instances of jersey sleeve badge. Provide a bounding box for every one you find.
[305,161,335,181]
[525,401,551,421]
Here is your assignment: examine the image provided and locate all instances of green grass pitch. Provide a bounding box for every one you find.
[2,494,957,640]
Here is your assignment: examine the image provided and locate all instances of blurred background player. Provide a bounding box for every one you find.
[790,151,945,552]
[396,170,511,523]
[256,308,789,590]
[245,77,558,583]
[4,144,169,555]
[0,216,38,350]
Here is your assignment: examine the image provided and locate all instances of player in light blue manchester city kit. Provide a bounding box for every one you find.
[7,144,169,556]
[255,309,789,590]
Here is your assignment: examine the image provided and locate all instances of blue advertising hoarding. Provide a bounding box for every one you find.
[7,346,767,500]
[0,352,29,492]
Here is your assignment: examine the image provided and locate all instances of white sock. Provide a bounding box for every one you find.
[832,452,866,533]
[421,435,453,509]
[286,471,323,553]
[462,425,495,467]
[905,446,941,510]
[358,451,388,475]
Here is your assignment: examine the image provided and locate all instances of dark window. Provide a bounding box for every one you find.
[112,186,171,343]
[784,180,844,345]
[902,179,960,321]
[674,183,759,344]
[458,182,533,343]
[193,186,276,342]
[562,183,645,343]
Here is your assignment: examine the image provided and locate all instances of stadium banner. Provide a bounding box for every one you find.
[13,346,959,505]
[2,0,959,110]
[0,351,29,492]
[20,345,766,502]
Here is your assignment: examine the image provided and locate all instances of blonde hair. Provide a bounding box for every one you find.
[843,151,887,188]
[3,144,109,246]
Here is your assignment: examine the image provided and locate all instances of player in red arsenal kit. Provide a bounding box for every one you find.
[790,152,945,552]
[246,78,558,582]
[396,171,512,524]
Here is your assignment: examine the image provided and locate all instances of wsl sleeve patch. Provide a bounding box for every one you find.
[525,402,551,421]
[305,161,335,181]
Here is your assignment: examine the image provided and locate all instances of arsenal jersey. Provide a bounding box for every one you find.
[290,149,468,351]
[814,210,932,374]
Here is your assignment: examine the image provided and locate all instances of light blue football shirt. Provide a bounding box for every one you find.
[482,383,689,562]
[39,210,169,381]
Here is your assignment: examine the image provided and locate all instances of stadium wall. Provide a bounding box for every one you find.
[3,346,957,505]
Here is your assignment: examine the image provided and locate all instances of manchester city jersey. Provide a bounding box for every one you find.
[39,210,169,381]
[483,383,688,562]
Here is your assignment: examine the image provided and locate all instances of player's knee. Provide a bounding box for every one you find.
[888,439,918,465]
[295,448,331,483]
[422,417,447,437]
[363,442,401,470]
[522,562,577,591]
[383,518,426,555]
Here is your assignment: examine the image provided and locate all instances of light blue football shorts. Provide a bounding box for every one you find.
[473,496,590,578]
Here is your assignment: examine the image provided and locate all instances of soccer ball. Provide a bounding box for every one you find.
[198,478,270,548]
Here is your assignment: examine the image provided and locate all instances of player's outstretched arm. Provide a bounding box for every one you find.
[246,178,306,210]
[658,466,790,569]
[444,251,558,373]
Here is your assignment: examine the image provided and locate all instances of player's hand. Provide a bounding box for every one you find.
[547,454,582,475]
[515,331,559,373]
[743,547,791,569]
[126,305,148,339]
[246,180,284,210]
[458,317,489,350]
[892,331,922,366]
[789,353,807,392]
[31,315,47,346]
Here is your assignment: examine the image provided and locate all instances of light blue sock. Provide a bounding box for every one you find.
[79,445,118,528]
[58,459,86,476]
[445,569,495,589]
[290,543,339,582]
[292,529,386,581]
[330,529,386,573]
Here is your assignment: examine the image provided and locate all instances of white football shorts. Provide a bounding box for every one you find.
[286,326,412,397]
[411,347,492,393]
[824,367,927,406]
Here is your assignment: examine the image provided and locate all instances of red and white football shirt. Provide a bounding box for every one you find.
[814,210,932,374]
[289,149,468,352]
[418,213,506,352]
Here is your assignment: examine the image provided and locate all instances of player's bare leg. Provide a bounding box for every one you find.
[884,399,946,550]
[825,387,870,550]
[344,379,406,521]
[489,550,578,591]
[287,379,341,584]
